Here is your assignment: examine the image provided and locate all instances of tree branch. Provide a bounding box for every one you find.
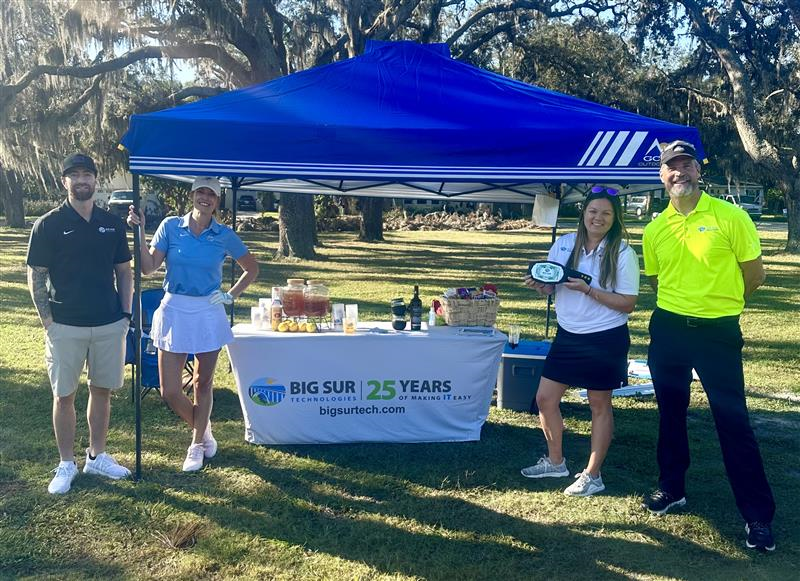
[445,0,608,45]
[0,44,251,112]
[678,0,782,167]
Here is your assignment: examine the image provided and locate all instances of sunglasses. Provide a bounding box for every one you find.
[590,186,619,196]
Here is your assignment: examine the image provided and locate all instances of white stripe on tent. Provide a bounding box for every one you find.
[584,131,615,166]
[578,131,605,166]
[615,132,649,166]
[131,164,658,181]
[599,131,630,166]
[130,155,659,173]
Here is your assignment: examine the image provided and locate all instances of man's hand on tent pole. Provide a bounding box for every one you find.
[127,205,145,230]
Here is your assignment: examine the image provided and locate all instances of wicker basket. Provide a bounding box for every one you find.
[442,297,500,327]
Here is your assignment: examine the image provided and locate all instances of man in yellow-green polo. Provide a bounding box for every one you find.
[640,140,776,552]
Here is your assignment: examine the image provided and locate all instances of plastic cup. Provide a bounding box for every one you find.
[251,307,263,328]
[508,324,520,347]
[344,304,358,334]
[332,303,345,331]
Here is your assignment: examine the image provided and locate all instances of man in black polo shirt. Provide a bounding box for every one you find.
[27,153,133,494]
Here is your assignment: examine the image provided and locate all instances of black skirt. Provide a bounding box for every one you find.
[542,323,630,390]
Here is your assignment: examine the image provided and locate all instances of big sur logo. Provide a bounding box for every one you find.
[249,377,286,406]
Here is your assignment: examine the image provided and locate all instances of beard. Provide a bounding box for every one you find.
[667,181,698,198]
[70,184,95,201]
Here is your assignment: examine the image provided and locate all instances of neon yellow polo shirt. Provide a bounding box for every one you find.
[642,192,761,317]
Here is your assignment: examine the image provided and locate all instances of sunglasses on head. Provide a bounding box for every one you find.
[590,186,619,196]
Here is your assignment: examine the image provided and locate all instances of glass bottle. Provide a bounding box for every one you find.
[304,280,330,318]
[270,299,283,331]
[282,278,305,317]
[409,285,422,331]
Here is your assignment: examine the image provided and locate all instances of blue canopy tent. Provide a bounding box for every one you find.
[120,41,705,478]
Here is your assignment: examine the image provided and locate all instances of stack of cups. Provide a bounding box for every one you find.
[258,298,272,330]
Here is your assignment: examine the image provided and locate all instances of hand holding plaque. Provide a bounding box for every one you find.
[528,261,592,286]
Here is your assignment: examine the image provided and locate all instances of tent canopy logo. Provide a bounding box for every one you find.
[249,377,286,407]
[579,131,664,167]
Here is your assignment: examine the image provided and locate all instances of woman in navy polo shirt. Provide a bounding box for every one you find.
[520,188,639,496]
[128,177,259,472]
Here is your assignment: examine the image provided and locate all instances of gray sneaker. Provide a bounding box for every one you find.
[521,456,569,479]
[83,449,131,480]
[564,471,605,497]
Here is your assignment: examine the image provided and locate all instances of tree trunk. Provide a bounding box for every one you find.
[786,190,800,253]
[358,197,384,241]
[276,193,317,259]
[0,168,26,228]
[263,192,275,212]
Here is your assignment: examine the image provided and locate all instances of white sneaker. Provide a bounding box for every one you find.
[83,449,131,480]
[202,426,217,459]
[48,461,78,494]
[564,471,605,497]
[521,456,569,478]
[182,444,205,472]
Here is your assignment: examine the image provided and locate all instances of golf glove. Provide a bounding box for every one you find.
[209,290,234,305]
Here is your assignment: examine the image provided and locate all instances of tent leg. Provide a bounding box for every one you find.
[544,186,561,339]
[132,173,143,482]
[229,178,238,329]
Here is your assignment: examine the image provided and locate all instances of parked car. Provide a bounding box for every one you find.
[714,193,762,221]
[626,195,649,217]
[107,190,165,227]
[237,194,257,211]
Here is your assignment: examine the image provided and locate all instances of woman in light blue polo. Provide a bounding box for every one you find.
[128,177,258,472]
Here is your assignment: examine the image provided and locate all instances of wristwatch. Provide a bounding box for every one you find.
[122,312,133,320]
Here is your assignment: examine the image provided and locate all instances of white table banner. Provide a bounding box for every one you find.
[226,322,506,445]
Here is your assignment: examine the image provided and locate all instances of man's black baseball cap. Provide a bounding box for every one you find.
[61,153,97,176]
[660,141,698,165]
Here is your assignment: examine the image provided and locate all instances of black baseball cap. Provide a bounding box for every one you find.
[660,141,698,165]
[61,153,97,176]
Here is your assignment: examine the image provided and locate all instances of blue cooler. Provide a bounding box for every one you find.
[496,340,551,413]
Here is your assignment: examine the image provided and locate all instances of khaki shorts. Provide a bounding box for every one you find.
[44,317,129,397]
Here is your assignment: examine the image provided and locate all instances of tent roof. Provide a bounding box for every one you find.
[121,41,705,202]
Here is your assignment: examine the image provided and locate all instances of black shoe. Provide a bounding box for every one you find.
[642,490,687,515]
[745,522,776,552]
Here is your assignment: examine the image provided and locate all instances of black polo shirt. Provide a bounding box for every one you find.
[27,200,132,326]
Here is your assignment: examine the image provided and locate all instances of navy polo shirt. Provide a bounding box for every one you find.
[27,200,132,326]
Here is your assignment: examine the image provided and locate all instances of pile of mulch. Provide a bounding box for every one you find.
[235,215,279,232]
[231,211,546,232]
[384,210,540,231]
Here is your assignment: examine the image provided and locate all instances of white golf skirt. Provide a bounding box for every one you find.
[150,292,233,354]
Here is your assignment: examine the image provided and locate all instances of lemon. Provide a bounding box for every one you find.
[305,322,317,333]
[289,321,299,332]
[277,321,290,332]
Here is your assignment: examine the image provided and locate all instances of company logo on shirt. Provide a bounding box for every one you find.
[578,131,666,168]
[697,226,719,232]
[249,377,286,406]
[98,226,116,233]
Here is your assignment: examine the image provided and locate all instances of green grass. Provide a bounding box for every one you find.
[1,222,798,580]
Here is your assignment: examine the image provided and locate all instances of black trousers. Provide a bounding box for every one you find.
[648,308,775,523]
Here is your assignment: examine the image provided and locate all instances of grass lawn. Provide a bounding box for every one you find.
[1,221,798,580]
